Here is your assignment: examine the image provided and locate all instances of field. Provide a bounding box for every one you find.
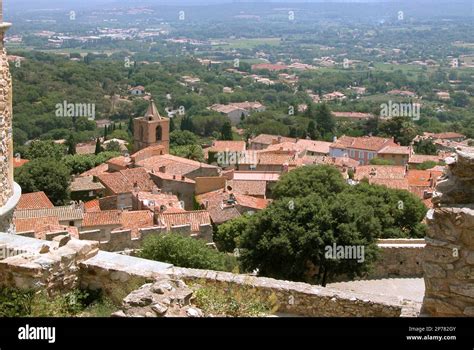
[212,37,281,50]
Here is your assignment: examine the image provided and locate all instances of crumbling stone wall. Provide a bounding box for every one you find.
[422,149,474,316]
[0,46,13,209]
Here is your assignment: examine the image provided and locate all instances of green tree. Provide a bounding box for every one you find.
[104,140,122,153]
[220,121,233,141]
[170,130,199,147]
[416,161,438,170]
[379,117,418,146]
[307,120,319,140]
[170,145,205,162]
[272,165,347,199]
[315,103,335,137]
[15,159,71,205]
[24,140,66,161]
[139,235,236,272]
[214,215,250,252]
[414,139,438,155]
[94,138,102,155]
[66,134,76,155]
[238,194,379,286]
[369,158,395,165]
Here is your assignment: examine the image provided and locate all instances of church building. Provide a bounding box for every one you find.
[133,100,170,153]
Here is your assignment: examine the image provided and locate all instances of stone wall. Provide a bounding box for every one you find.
[0,233,99,296]
[422,149,474,316]
[161,267,421,317]
[370,239,425,279]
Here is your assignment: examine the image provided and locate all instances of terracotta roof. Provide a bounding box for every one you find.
[156,210,211,232]
[135,191,182,211]
[208,141,246,153]
[117,210,154,238]
[70,176,106,192]
[354,165,406,181]
[15,206,84,221]
[369,178,410,190]
[407,170,443,187]
[84,199,101,212]
[131,145,166,164]
[378,145,412,155]
[256,152,297,166]
[409,154,441,164]
[250,134,297,146]
[296,139,331,154]
[232,171,280,182]
[79,163,109,177]
[350,136,397,152]
[150,171,196,184]
[17,192,54,210]
[227,180,267,197]
[107,156,131,168]
[331,135,397,152]
[137,154,217,176]
[196,189,269,224]
[97,168,155,194]
[82,210,121,227]
[13,158,29,168]
[15,216,60,233]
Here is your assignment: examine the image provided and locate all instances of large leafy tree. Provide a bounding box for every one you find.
[15,159,71,205]
[272,165,347,199]
[238,194,379,286]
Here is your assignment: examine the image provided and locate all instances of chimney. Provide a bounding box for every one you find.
[159,166,166,173]
[173,175,176,180]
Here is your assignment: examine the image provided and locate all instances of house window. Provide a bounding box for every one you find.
[69,221,75,227]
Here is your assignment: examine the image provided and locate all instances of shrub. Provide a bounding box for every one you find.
[139,234,238,272]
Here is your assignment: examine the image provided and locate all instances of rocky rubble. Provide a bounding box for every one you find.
[113,278,203,317]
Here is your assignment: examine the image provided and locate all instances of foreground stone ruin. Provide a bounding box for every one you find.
[422,149,474,316]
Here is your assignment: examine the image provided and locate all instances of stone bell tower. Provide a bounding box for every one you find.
[133,99,170,153]
[0,1,20,234]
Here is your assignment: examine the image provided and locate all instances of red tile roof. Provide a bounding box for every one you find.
[354,165,407,181]
[227,180,267,197]
[296,139,332,154]
[79,163,109,177]
[207,141,246,153]
[84,199,101,212]
[408,154,441,164]
[15,216,60,233]
[82,210,121,227]
[250,134,297,146]
[369,178,410,190]
[407,170,443,187]
[432,132,465,140]
[97,168,156,194]
[13,158,29,168]
[378,145,412,155]
[117,210,154,238]
[332,112,374,120]
[17,192,54,210]
[136,154,217,176]
[156,210,211,232]
[332,135,397,152]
